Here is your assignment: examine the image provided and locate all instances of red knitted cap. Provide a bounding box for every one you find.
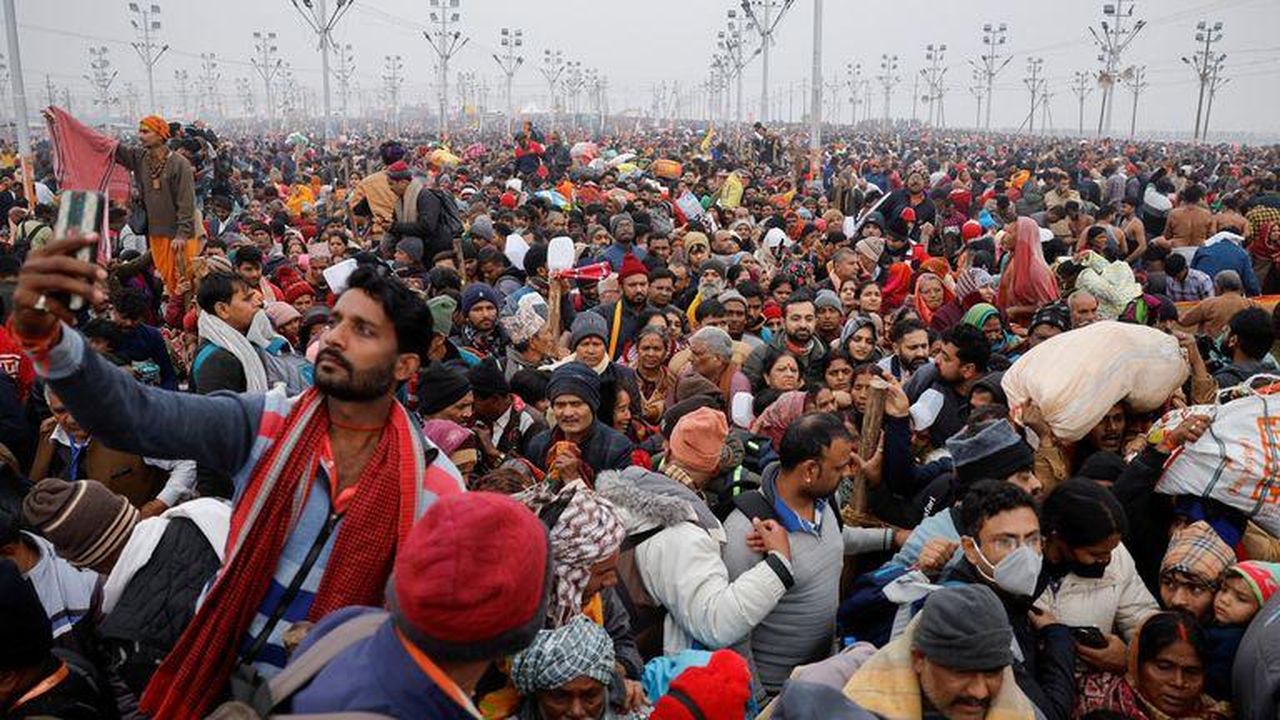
[391,492,550,662]
[284,282,315,305]
[651,650,752,720]
[618,253,649,282]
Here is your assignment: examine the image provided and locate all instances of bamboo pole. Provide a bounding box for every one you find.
[844,377,887,525]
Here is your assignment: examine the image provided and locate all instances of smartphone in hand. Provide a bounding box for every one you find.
[52,190,105,311]
[1069,625,1108,649]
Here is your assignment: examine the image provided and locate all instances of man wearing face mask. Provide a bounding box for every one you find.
[941,481,1076,720]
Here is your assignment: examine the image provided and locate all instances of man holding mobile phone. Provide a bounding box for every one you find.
[113,115,196,296]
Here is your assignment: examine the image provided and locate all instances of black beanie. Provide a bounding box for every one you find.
[1043,477,1129,547]
[418,362,472,416]
[467,359,510,399]
[546,362,601,415]
[0,559,53,670]
[1078,451,1127,484]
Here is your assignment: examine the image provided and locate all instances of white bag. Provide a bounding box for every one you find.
[1154,390,1280,536]
[1001,321,1188,442]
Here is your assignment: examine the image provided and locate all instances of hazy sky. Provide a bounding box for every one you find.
[5,0,1279,140]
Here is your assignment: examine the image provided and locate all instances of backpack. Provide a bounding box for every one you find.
[207,612,394,720]
[614,523,674,661]
[429,189,463,249]
[708,467,762,523]
[734,431,779,476]
[260,344,314,396]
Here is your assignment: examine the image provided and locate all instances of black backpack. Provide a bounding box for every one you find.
[429,189,463,247]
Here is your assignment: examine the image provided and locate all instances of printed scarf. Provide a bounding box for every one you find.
[140,388,428,719]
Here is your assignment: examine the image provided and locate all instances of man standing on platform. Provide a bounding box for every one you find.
[113,116,196,295]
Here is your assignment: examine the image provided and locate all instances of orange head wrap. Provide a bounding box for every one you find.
[140,115,170,140]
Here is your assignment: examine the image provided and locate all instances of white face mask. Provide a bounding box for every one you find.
[972,542,1043,598]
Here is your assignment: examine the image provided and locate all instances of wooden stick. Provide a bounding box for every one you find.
[847,377,888,521]
[453,237,467,285]
[547,274,564,352]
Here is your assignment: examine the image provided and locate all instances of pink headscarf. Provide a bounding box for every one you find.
[422,419,473,456]
[997,216,1059,310]
[749,391,808,448]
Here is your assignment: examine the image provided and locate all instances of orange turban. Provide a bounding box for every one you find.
[140,115,169,139]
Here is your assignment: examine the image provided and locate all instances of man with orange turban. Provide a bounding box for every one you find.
[114,114,197,295]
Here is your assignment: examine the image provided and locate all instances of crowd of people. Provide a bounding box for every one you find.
[0,108,1279,720]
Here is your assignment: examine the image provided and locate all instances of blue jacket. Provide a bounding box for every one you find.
[1193,239,1261,296]
[289,607,475,718]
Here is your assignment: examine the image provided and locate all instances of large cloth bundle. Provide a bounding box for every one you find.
[1154,387,1280,536]
[1073,252,1143,320]
[652,159,683,180]
[1001,321,1188,442]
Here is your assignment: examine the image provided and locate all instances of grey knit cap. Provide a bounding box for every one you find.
[913,584,1014,671]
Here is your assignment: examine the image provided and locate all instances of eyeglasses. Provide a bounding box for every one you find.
[984,533,1043,555]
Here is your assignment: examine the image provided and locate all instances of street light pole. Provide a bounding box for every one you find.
[492,27,524,137]
[382,54,403,136]
[877,54,900,132]
[251,31,282,127]
[1182,19,1223,142]
[844,62,861,126]
[128,2,168,113]
[424,0,469,138]
[1090,0,1146,136]
[975,22,1009,130]
[1069,70,1092,136]
[740,0,796,122]
[286,0,353,142]
[1125,65,1146,139]
[3,0,33,208]
[1023,57,1043,134]
[808,0,822,191]
[1202,55,1227,142]
[332,42,355,133]
[540,49,565,131]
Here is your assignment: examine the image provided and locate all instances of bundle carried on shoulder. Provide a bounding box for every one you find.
[1153,381,1280,537]
[1001,321,1188,442]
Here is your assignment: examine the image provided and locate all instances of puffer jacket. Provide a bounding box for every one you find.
[1034,542,1159,643]
[99,516,222,701]
[595,467,793,657]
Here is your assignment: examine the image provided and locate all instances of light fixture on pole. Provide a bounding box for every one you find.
[492,27,524,136]
[424,0,469,136]
[128,2,168,113]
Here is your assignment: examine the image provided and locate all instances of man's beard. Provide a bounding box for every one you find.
[787,328,812,344]
[625,291,648,308]
[905,355,929,371]
[314,348,397,402]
